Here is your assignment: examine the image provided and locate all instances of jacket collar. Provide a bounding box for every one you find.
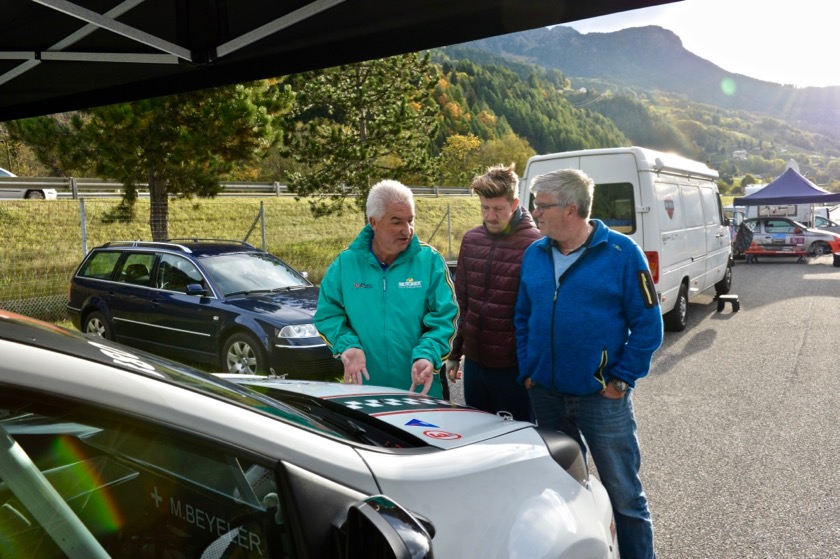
[349,223,422,264]
[535,219,609,252]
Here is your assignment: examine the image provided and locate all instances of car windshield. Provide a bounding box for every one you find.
[200,252,310,296]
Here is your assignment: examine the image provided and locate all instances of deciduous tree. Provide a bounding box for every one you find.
[281,53,439,216]
[7,82,292,240]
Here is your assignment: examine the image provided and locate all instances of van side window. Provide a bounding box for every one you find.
[592,182,636,234]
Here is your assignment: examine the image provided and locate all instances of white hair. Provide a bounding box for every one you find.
[366,180,415,219]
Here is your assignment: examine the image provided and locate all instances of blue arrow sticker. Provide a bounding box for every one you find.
[405,419,439,428]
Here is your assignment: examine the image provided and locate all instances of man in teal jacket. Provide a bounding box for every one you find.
[314,180,458,398]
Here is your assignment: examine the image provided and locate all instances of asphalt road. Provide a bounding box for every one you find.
[445,254,840,558]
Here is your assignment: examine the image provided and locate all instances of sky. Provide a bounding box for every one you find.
[562,0,839,88]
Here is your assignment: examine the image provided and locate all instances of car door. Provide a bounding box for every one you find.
[109,251,157,345]
[700,184,730,287]
[763,218,802,249]
[0,391,297,558]
[145,253,220,363]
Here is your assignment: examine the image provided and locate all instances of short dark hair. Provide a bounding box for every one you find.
[470,163,518,203]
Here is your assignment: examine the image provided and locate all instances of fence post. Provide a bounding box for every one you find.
[260,201,266,251]
[70,177,78,199]
[79,198,88,257]
[447,204,452,260]
[274,181,281,196]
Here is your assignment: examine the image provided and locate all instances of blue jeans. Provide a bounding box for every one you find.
[529,385,656,559]
[463,357,533,422]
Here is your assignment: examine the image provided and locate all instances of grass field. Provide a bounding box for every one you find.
[1,195,482,321]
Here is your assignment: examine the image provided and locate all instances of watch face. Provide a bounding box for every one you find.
[614,380,629,392]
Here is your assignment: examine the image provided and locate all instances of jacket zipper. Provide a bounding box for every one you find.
[550,244,594,392]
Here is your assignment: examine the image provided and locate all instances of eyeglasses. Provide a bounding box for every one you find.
[533,202,563,212]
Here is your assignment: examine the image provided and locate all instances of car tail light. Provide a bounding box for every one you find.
[644,251,659,284]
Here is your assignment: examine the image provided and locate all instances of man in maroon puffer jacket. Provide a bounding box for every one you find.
[447,164,542,421]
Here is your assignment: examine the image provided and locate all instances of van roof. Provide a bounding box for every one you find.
[526,146,719,180]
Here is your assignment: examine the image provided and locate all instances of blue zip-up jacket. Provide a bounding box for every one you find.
[514,220,663,395]
[315,224,458,398]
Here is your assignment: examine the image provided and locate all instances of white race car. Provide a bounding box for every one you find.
[0,310,617,559]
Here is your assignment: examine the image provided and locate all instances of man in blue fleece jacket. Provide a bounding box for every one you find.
[515,168,663,559]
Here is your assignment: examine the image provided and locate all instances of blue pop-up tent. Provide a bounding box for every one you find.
[733,167,840,205]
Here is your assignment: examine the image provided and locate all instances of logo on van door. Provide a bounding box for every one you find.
[663,198,675,219]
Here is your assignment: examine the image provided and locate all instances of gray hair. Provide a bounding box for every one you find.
[530,168,594,219]
[366,180,415,220]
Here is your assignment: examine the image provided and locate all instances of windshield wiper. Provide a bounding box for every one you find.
[224,289,272,297]
[271,285,306,292]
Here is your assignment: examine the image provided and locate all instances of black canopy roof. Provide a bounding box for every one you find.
[1,0,676,121]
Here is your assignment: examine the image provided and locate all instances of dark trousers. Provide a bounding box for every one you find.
[463,357,533,422]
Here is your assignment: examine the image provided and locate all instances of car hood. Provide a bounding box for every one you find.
[221,375,533,450]
[223,286,319,319]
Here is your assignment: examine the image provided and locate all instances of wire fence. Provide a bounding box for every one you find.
[1,195,474,323]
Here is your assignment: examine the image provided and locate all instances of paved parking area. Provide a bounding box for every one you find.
[449,255,840,558]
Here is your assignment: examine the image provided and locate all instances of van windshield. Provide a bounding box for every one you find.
[592,182,636,234]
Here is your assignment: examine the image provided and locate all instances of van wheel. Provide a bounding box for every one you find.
[715,263,732,295]
[223,332,267,375]
[664,284,688,332]
[84,311,114,340]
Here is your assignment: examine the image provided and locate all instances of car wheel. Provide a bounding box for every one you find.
[810,241,831,256]
[25,190,46,200]
[223,332,267,375]
[84,311,113,340]
[714,262,732,295]
[663,283,688,332]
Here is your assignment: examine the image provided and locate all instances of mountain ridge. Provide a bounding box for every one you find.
[459,25,840,138]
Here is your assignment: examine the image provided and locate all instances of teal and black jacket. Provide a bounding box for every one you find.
[315,224,458,398]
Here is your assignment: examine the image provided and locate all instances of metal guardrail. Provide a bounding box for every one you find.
[0,176,471,198]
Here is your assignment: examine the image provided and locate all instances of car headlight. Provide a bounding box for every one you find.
[277,324,319,338]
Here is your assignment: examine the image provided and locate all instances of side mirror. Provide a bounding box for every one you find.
[345,495,434,559]
[185,283,208,296]
[794,228,803,234]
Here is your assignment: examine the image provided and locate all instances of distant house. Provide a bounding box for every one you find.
[732,150,747,160]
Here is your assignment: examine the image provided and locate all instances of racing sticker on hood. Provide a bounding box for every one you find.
[327,394,456,415]
[422,430,461,440]
[405,419,439,428]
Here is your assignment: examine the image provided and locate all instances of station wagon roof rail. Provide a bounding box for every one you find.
[100,239,256,253]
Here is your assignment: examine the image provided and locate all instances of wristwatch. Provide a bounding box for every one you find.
[611,379,629,393]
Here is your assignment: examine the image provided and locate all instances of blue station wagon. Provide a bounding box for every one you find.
[67,239,342,379]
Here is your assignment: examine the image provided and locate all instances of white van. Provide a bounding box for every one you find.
[521,146,733,332]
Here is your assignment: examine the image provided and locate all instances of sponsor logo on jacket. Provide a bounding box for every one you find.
[399,277,423,289]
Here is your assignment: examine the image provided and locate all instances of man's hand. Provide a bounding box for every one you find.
[410,358,435,395]
[445,359,461,382]
[601,380,626,399]
[340,348,370,386]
